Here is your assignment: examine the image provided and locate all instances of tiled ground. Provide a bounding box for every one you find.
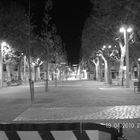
[14,105,140,121]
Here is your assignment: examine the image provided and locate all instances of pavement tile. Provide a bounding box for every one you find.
[14,105,140,121]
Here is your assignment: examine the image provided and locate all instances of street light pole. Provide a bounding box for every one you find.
[125,29,130,88]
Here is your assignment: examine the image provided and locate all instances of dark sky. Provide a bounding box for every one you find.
[13,0,92,65]
[52,0,92,65]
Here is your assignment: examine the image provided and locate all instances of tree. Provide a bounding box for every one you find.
[0,1,30,52]
[0,1,40,100]
[81,0,140,84]
[36,0,66,91]
[0,1,30,83]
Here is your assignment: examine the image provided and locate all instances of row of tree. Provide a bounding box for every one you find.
[81,0,140,85]
[0,0,67,94]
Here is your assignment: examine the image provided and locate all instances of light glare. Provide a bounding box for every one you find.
[103,45,106,49]
[120,26,132,33]
[127,27,132,33]
[120,27,125,33]
[1,42,7,47]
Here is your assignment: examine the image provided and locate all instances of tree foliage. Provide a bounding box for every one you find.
[0,0,67,67]
[81,0,140,61]
[0,1,30,53]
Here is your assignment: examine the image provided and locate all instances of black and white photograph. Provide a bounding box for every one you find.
[0,0,140,139]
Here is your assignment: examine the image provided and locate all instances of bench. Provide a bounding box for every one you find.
[134,82,140,92]
[7,80,22,86]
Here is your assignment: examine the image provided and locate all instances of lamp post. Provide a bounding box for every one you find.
[120,26,132,88]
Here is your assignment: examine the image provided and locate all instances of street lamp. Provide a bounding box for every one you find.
[119,26,133,88]
[102,45,106,51]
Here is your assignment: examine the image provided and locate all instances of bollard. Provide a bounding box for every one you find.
[31,80,34,102]
[29,79,34,102]
[122,78,124,86]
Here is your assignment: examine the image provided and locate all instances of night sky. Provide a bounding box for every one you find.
[51,0,92,65]
[8,0,93,65]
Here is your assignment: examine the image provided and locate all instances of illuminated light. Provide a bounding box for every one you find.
[119,27,125,33]
[108,45,111,49]
[39,61,43,66]
[96,53,99,56]
[61,62,66,65]
[1,42,11,54]
[127,27,132,33]
[138,58,140,61]
[32,62,35,66]
[37,58,40,62]
[1,42,7,47]
[103,45,106,49]
[120,26,132,33]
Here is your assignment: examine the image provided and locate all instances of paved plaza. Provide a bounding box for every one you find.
[14,105,140,121]
[0,80,140,139]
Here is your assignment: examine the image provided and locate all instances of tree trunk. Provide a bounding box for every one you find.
[28,55,34,101]
[107,61,112,84]
[130,61,135,80]
[119,55,124,86]
[55,64,57,87]
[96,58,100,80]
[57,68,60,80]
[37,66,41,81]
[98,58,102,81]
[100,54,108,83]
[34,66,37,82]
[95,64,98,80]
[34,66,41,82]
[6,64,11,82]
[104,60,108,83]
[45,61,48,92]
[104,60,112,84]
[60,67,62,81]
[28,56,32,81]
[100,59,103,81]
[78,65,81,80]
[23,56,27,82]
[18,58,22,81]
